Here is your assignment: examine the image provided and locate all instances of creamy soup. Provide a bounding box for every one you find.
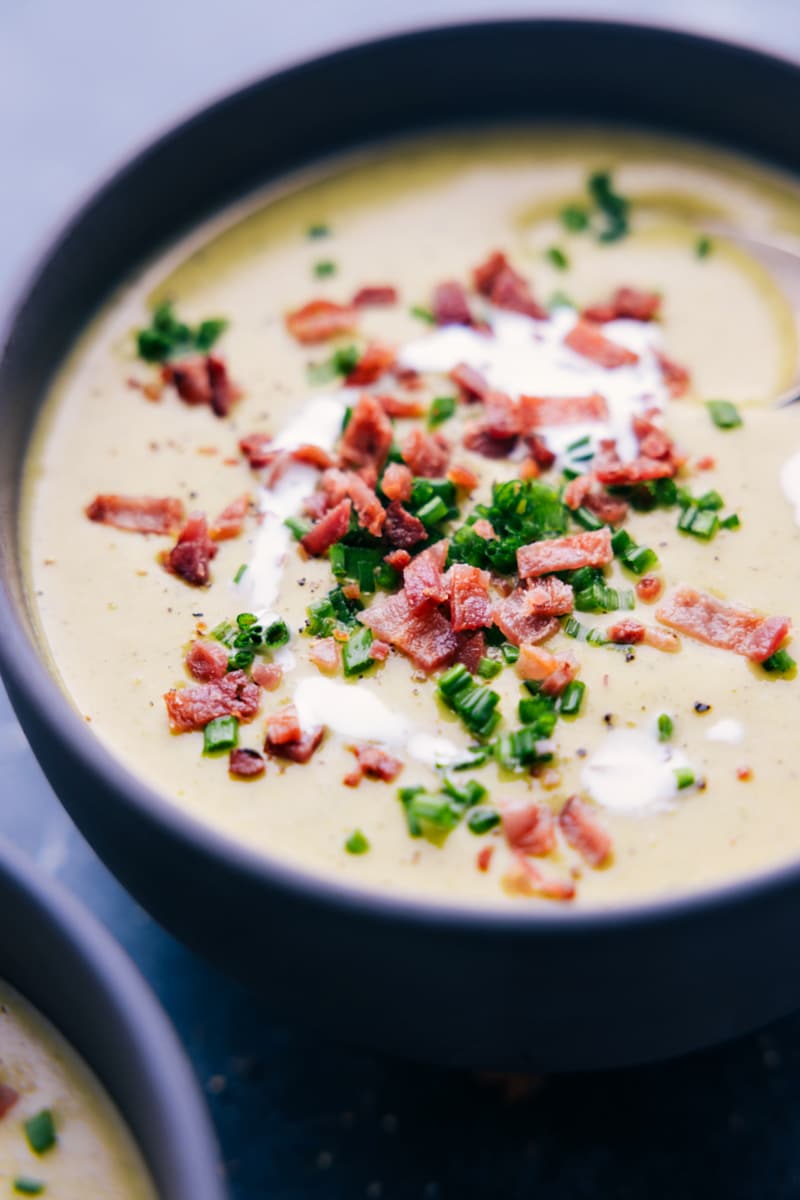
[22,128,800,907]
[0,981,155,1196]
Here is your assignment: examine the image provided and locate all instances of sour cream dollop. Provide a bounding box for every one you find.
[581,727,691,815]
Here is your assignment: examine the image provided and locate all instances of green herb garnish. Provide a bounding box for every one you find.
[706,399,742,430]
[410,304,436,324]
[588,170,631,243]
[611,529,660,575]
[695,235,713,259]
[307,344,361,385]
[477,657,503,680]
[762,648,797,675]
[24,1110,56,1156]
[342,625,375,676]
[658,713,674,741]
[233,563,248,585]
[467,807,501,835]
[313,259,337,278]
[675,767,695,790]
[558,679,586,717]
[546,245,570,270]
[559,203,590,232]
[136,302,227,363]
[428,394,457,428]
[437,664,501,738]
[13,1180,45,1196]
[345,830,370,854]
[307,223,331,239]
[203,715,239,755]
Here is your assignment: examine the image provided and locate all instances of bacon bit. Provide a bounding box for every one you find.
[128,375,164,402]
[519,392,609,427]
[376,392,427,419]
[309,637,340,673]
[291,444,335,470]
[463,420,518,460]
[384,548,411,570]
[519,459,540,480]
[358,590,458,672]
[340,472,385,536]
[339,393,394,473]
[352,285,398,308]
[164,670,261,732]
[345,343,396,386]
[162,354,240,416]
[642,626,681,653]
[656,349,692,397]
[252,661,283,690]
[502,802,556,856]
[541,662,579,697]
[449,564,493,631]
[209,493,249,541]
[239,431,274,468]
[447,463,479,491]
[401,428,451,478]
[583,286,661,324]
[0,1084,19,1120]
[476,845,494,872]
[285,298,357,344]
[383,500,427,549]
[524,576,574,617]
[165,512,218,586]
[432,280,474,326]
[516,643,577,689]
[696,455,716,471]
[342,582,361,601]
[450,362,489,402]
[265,725,325,764]
[229,748,266,778]
[301,498,352,557]
[86,494,185,536]
[264,705,302,745]
[606,618,645,645]
[594,440,676,487]
[382,462,414,503]
[562,474,628,524]
[454,629,486,674]
[636,574,663,603]
[343,767,363,787]
[482,390,521,438]
[525,434,557,470]
[185,639,229,682]
[472,250,547,320]
[564,319,639,368]
[207,354,240,417]
[737,765,753,782]
[472,518,496,539]
[559,796,612,868]
[404,540,449,612]
[368,639,391,661]
[351,743,404,782]
[502,855,576,901]
[493,590,560,647]
[656,586,791,663]
[517,527,613,579]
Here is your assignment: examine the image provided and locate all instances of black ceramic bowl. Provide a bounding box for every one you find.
[0,837,224,1197]
[3,19,800,1071]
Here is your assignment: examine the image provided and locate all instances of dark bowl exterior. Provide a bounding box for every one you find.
[0,838,225,1197]
[2,19,800,1071]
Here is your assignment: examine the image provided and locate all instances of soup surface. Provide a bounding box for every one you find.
[23,128,800,908]
[0,980,155,1196]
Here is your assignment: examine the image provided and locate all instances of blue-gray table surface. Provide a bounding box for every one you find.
[3,2,800,1195]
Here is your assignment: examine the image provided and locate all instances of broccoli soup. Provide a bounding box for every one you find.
[0,981,155,1197]
[23,128,800,907]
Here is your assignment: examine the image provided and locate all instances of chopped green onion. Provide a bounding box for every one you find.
[437,666,501,738]
[442,776,488,809]
[588,170,630,243]
[494,727,551,771]
[575,581,634,613]
[136,301,228,363]
[677,506,718,541]
[263,618,290,648]
[307,344,361,385]
[342,625,374,676]
[658,713,674,741]
[546,245,569,270]
[428,394,457,428]
[313,259,337,278]
[410,305,435,324]
[611,528,659,575]
[307,223,330,239]
[674,767,695,790]
[477,656,503,679]
[415,496,449,526]
[706,399,742,430]
[233,563,248,585]
[13,1180,45,1196]
[438,663,471,697]
[560,203,589,232]
[468,807,501,835]
[695,235,713,259]
[405,792,462,842]
[696,489,724,511]
[720,513,741,531]
[566,434,591,453]
[203,715,239,755]
[24,1111,57,1156]
[284,515,311,541]
[398,786,425,837]
[762,648,796,674]
[573,506,604,531]
[558,679,586,717]
[345,830,370,855]
[501,643,520,664]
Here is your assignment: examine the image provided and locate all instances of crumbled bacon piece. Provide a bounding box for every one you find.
[210,493,249,541]
[502,856,576,901]
[564,319,639,368]
[0,1084,19,1120]
[516,643,577,691]
[462,420,518,460]
[517,527,613,578]
[368,639,391,661]
[472,518,496,539]
[404,540,449,612]
[384,548,412,570]
[285,298,357,344]
[472,250,547,320]
[381,462,413,503]
[583,286,661,324]
[264,705,302,745]
[606,618,645,644]
[164,670,260,732]
[345,343,396,386]
[86,494,185,536]
[449,564,492,631]
[163,354,240,416]
[185,639,229,682]
[165,512,218,586]
[482,390,521,438]
[383,500,427,549]
[401,428,451,478]
[594,441,675,487]
[252,661,283,690]
[562,474,628,524]
[207,354,239,417]
[432,280,473,327]
[524,576,574,616]
[642,626,681,653]
[559,797,612,868]
[309,637,340,673]
[350,743,403,782]
[291,444,335,470]
[339,393,394,472]
[358,590,458,672]
[447,463,479,491]
[229,748,266,778]
[525,434,556,470]
[656,586,791,663]
[696,455,716,471]
[476,845,494,872]
[502,802,556,857]
[450,362,489,402]
[301,498,352,557]
[737,766,753,782]
[656,350,691,397]
[352,285,398,308]
[454,630,486,673]
[518,392,609,427]
[636,574,663,603]
[239,431,274,469]
[341,472,385,536]
[376,393,427,418]
[266,725,325,764]
[493,590,560,648]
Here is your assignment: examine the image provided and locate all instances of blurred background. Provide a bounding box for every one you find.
[3,1,800,1197]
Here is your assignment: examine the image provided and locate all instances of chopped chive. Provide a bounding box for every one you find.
[762,648,796,674]
[284,515,311,541]
[720,513,741,530]
[696,489,725,511]
[575,581,634,613]
[313,259,337,278]
[307,223,330,239]
[695,235,713,259]
[494,727,551,771]
[518,693,558,737]
[24,1111,57,1156]
[501,643,520,664]
[657,713,674,741]
[13,1181,45,1196]
[437,666,501,737]
[611,529,659,575]
[468,807,501,835]
[678,505,718,540]
[566,434,591,453]
[410,304,435,324]
[136,302,227,363]
[558,679,586,717]
[706,399,742,430]
[263,618,290,648]
[415,496,449,526]
[233,563,248,585]
[573,505,604,532]
[442,776,488,809]
[560,203,589,232]
[548,289,576,310]
[588,170,630,243]
[477,656,503,679]
[203,715,239,755]
[342,625,374,676]
[345,829,370,854]
[546,245,569,270]
[674,766,695,790]
[428,394,457,428]
[438,663,471,697]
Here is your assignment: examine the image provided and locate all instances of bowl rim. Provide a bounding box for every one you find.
[2,14,800,938]
[0,835,224,1195]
